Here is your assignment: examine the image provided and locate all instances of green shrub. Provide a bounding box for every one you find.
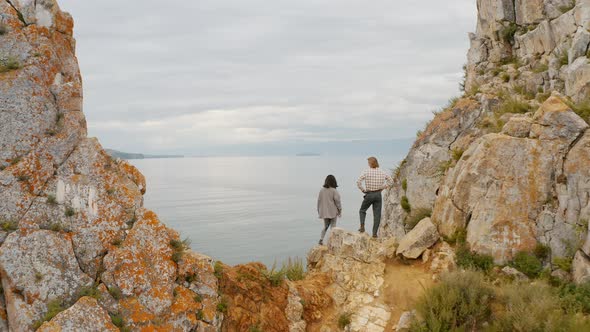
[553,257,573,272]
[46,194,57,205]
[79,284,101,300]
[500,23,518,43]
[500,72,510,82]
[443,227,467,245]
[559,51,569,67]
[1,219,18,232]
[533,243,551,261]
[559,1,576,13]
[262,263,285,287]
[194,294,203,303]
[217,299,228,313]
[0,23,7,35]
[196,309,205,320]
[17,174,30,182]
[248,326,262,332]
[532,63,549,73]
[510,251,543,278]
[567,98,590,124]
[400,196,411,213]
[404,208,432,230]
[456,244,494,272]
[558,282,590,314]
[451,148,464,161]
[33,299,66,329]
[283,257,305,281]
[0,56,20,73]
[410,271,493,332]
[108,285,122,300]
[170,237,191,263]
[49,223,63,232]
[496,96,531,114]
[337,312,352,329]
[437,160,453,176]
[110,313,124,328]
[214,261,224,278]
[401,178,408,191]
[486,282,579,332]
[65,207,76,217]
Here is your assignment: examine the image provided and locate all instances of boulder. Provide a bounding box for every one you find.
[566,57,590,102]
[396,218,439,259]
[501,266,530,280]
[572,251,590,284]
[396,310,416,332]
[36,297,118,332]
[516,0,545,25]
[327,228,391,263]
[575,0,590,29]
[429,242,457,276]
[546,0,578,19]
[516,21,555,57]
[434,97,588,263]
[569,28,590,63]
[102,209,178,322]
[502,114,533,137]
[0,230,93,331]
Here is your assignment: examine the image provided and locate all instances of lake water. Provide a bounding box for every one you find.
[130,155,401,267]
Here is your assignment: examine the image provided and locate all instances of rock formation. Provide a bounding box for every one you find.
[1,0,590,331]
[381,0,590,277]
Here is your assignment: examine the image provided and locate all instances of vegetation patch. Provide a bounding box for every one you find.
[0,23,7,35]
[282,257,306,281]
[533,243,551,262]
[410,271,493,332]
[404,208,432,230]
[455,244,494,272]
[500,23,518,44]
[532,63,549,73]
[337,312,352,330]
[1,219,18,233]
[110,313,125,328]
[510,251,543,278]
[0,56,20,73]
[214,261,224,278]
[108,285,123,300]
[216,298,228,313]
[65,207,76,217]
[401,178,407,191]
[443,227,467,245]
[32,299,66,329]
[565,98,590,124]
[400,195,411,213]
[78,284,101,300]
[170,237,191,263]
[553,256,573,272]
[46,194,58,205]
[495,95,531,114]
[262,263,286,287]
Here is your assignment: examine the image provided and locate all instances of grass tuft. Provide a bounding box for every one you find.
[282,257,306,281]
[0,219,18,233]
[337,312,352,330]
[108,285,123,300]
[400,196,411,213]
[510,251,543,278]
[262,263,286,287]
[46,194,57,205]
[455,244,494,272]
[404,208,432,230]
[64,207,75,217]
[409,271,493,332]
[0,56,20,73]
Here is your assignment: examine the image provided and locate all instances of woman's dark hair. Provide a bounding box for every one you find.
[323,175,338,188]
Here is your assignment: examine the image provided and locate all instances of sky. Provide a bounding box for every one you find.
[58,0,477,155]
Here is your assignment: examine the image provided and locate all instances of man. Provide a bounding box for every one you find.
[356,156,393,238]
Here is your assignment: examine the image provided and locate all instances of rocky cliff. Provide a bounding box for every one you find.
[1,0,590,332]
[381,0,590,279]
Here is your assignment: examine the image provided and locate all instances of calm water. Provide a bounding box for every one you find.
[130,156,400,267]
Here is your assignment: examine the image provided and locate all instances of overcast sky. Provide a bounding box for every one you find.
[58,0,477,155]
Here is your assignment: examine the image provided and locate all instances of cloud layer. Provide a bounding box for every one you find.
[59,0,477,154]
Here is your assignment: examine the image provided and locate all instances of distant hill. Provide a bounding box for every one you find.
[105,149,184,160]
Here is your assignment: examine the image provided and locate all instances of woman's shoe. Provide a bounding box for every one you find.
[318,240,323,245]
[358,226,365,233]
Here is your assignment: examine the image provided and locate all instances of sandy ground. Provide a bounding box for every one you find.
[382,260,434,329]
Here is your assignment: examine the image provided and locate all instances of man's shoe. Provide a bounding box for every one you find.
[372,235,378,239]
[358,226,365,233]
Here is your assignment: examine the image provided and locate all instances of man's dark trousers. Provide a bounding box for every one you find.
[359,191,382,237]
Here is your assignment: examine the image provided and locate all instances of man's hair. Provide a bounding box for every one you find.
[368,157,379,168]
[323,175,338,188]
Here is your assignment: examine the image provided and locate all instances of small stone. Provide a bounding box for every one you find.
[396,218,439,259]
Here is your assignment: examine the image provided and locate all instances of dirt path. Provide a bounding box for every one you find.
[381,260,434,329]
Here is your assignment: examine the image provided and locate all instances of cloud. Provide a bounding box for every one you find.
[59,0,477,154]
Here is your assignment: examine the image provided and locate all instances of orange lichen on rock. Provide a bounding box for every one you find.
[218,262,290,332]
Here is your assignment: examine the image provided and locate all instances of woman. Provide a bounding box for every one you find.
[317,175,342,245]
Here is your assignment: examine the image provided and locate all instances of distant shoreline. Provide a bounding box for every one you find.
[106,149,184,160]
